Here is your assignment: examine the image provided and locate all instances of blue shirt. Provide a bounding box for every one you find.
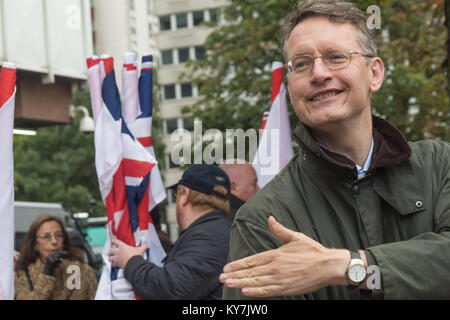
[356,138,374,179]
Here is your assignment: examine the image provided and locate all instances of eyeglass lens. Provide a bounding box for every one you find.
[38,232,64,241]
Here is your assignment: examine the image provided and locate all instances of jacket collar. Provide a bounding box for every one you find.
[229,194,245,211]
[293,115,412,179]
[179,209,225,237]
[293,115,423,215]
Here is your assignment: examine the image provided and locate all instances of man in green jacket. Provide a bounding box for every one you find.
[220,0,450,299]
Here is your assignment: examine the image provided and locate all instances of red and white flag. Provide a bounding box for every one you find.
[252,61,294,188]
[86,55,166,300]
[0,62,16,300]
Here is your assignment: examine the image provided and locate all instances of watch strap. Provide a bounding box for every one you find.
[347,250,365,287]
[350,250,361,260]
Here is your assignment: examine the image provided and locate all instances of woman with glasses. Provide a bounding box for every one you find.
[14,215,98,300]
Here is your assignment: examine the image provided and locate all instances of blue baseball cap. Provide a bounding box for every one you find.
[169,164,230,195]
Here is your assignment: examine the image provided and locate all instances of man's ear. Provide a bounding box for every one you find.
[368,57,384,93]
[179,187,189,206]
[230,182,237,193]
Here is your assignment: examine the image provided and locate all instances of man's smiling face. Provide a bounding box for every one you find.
[286,16,381,131]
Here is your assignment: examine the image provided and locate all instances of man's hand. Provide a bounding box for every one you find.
[219,216,350,297]
[109,239,148,270]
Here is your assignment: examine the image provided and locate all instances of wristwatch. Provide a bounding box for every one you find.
[346,251,367,286]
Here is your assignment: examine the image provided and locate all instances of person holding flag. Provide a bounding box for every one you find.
[109,164,232,300]
[0,62,16,300]
[86,54,166,300]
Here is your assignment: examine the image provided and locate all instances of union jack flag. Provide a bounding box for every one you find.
[122,52,166,210]
[86,55,166,300]
[0,62,16,300]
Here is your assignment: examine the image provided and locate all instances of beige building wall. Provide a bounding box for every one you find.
[91,0,156,88]
[154,0,229,241]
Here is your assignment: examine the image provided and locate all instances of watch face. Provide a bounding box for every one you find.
[349,264,367,283]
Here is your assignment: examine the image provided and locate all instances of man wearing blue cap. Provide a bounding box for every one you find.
[109,164,232,299]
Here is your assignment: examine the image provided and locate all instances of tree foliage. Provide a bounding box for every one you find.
[184,0,449,142]
[13,112,104,216]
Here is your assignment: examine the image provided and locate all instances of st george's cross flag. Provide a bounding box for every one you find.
[121,52,166,210]
[252,61,294,188]
[0,62,16,300]
[86,55,166,300]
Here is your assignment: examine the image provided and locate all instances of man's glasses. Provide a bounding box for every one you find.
[36,232,65,242]
[286,49,375,77]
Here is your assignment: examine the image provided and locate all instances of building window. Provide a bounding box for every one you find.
[183,118,194,131]
[178,48,190,63]
[209,8,220,24]
[130,0,135,11]
[160,15,171,31]
[193,11,204,26]
[166,118,178,134]
[195,46,206,60]
[161,50,173,65]
[176,13,188,29]
[164,85,176,100]
[180,83,192,98]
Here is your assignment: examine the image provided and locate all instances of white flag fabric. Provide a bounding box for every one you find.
[0,62,16,300]
[252,61,294,188]
[86,55,166,300]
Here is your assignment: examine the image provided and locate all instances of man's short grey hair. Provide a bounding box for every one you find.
[281,0,378,61]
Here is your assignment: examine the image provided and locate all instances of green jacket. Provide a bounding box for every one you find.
[223,116,450,300]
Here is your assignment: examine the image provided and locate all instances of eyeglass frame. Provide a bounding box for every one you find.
[285,49,376,76]
[36,231,65,242]
[171,189,178,203]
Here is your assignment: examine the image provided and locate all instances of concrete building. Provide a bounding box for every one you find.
[91,0,157,86]
[0,0,93,129]
[153,0,229,241]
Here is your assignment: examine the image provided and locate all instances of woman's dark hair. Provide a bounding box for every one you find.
[15,214,83,271]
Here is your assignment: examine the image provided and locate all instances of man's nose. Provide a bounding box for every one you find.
[310,57,333,83]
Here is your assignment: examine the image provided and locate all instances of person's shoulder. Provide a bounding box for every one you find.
[409,138,449,152]
[61,258,94,274]
[409,139,450,166]
[14,268,25,278]
[236,157,301,226]
[204,210,232,233]
[187,210,231,236]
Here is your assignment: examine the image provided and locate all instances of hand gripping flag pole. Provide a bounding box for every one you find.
[87,54,165,300]
[252,61,294,188]
[0,62,16,300]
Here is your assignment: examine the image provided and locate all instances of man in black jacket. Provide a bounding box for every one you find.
[109,164,232,299]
